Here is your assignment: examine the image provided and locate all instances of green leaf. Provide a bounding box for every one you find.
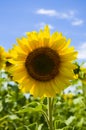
[8,115,19,120]
[0,101,3,111]
[54,120,66,129]
[38,124,43,130]
[65,116,76,125]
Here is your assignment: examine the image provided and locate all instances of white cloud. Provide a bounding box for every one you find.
[71,19,84,26]
[78,42,86,59]
[36,9,57,16]
[58,11,75,19]
[80,42,86,48]
[36,8,84,28]
[47,24,54,30]
[36,9,75,19]
[78,50,86,59]
[35,22,54,30]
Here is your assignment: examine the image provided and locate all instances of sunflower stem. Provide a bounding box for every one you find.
[47,97,53,130]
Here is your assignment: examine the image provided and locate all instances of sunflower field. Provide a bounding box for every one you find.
[0,26,86,130]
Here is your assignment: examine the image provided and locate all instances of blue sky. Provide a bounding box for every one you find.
[0,0,86,62]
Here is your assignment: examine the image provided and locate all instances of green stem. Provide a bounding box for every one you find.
[82,83,86,106]
[41,110,50,128]
[48,97,53,130]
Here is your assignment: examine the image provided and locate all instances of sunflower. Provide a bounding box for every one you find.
[5,48,17,71]
[10,26,78,97]
[0,46,7,70]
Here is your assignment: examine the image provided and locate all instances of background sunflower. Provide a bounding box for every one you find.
[0,46,7,70]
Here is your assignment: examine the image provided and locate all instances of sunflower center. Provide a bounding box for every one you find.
[25,47,60,81]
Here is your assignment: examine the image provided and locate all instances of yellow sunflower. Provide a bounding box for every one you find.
[5,48,18,71]
[0,46,7,70]
[10,26,78,97]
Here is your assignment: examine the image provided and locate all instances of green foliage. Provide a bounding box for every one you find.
[0,69,86,130]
